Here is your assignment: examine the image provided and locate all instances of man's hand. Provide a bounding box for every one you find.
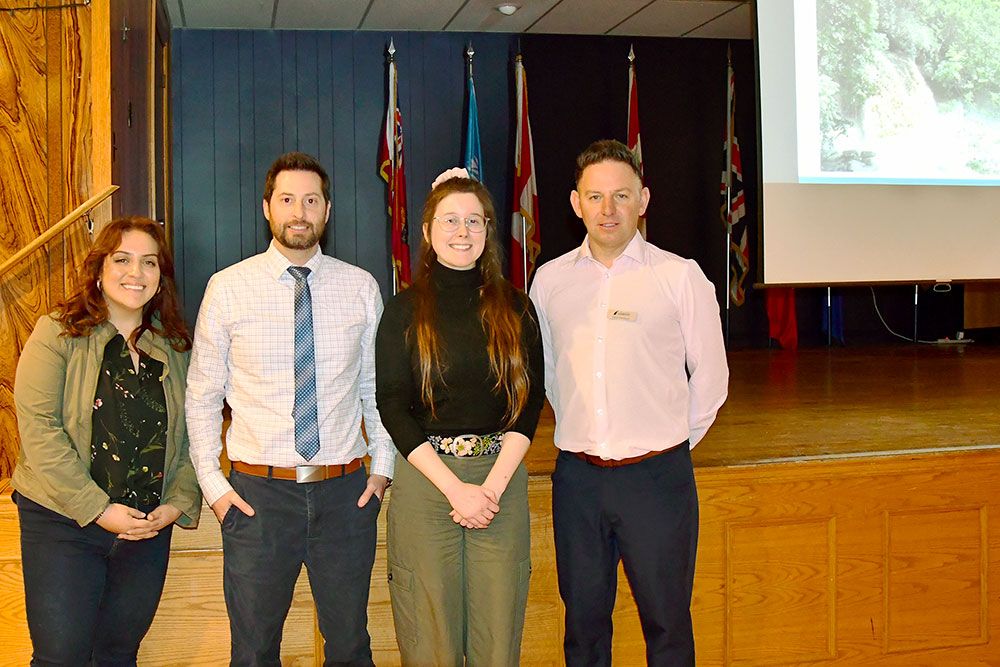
[118,503,183,541]
[357,474,390,507]
[210,490,255,523]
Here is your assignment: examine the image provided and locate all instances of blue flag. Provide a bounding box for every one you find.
[464,74,483,181]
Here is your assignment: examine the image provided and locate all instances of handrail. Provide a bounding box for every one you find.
[0,185,118,278]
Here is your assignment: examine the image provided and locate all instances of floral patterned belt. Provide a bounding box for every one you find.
[428,432,504,457]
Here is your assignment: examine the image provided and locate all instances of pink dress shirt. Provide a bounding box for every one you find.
[529,232,728,460]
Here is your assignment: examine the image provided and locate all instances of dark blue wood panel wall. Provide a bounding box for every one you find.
[171,31,774,342]
[172,30,517,323]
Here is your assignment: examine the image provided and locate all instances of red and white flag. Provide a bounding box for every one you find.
[378,42,411,292]
[721,50,749,306]
[627,46,646,237]
[510,54,540,290]
[627,45,643,177]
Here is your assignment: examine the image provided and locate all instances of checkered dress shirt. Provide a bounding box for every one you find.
[186,242,394,505]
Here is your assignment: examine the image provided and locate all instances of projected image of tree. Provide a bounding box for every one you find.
[817,0,1000,179]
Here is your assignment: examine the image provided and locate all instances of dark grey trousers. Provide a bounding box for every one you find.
[552,445,699,667]
[222,466,379,667]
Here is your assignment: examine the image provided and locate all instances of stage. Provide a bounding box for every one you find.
[527,344,1000,473]
[1,344,998,664]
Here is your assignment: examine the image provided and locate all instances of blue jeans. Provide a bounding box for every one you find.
[222,466,380,666]
[14,491,173,666]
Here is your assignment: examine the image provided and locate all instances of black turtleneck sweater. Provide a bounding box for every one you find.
[374,263,545,458]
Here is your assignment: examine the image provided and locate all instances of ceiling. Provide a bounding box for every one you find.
[163,0,753,39]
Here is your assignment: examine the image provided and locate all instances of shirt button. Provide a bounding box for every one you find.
[595,371,603,379]
[597,337,604,343]
[599,442,607,449]
[596,408,604,415]
[600,302,607,308]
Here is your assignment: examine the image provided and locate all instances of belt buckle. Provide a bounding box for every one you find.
[295,465,325,483]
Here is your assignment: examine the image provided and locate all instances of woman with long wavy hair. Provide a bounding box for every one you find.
[12,217,202,665]
[375,173,544,666]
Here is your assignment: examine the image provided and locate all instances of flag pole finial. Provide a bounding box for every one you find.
[466,42,475,76]
[388,38,396,60]
[628,44,635,63]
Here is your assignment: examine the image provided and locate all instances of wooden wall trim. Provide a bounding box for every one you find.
[91,0,112,228]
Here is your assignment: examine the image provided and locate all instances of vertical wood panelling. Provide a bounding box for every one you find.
[280,32,297,153]
[172,30,522,311]
[330,33,356,264]
[0,3,95,479]
[417,33,465,208]
[110,0,152,219]
[0,9,49,481]
[170,28,184,305]
[294,32,319,156]
[211,31,241,273]
[237,33,258,260]
[168,31,752,341]
[60,5,94,295]
[177,30,216,324]
[250,32,282,256]
[45,5,66,303]
[315,33,334,254]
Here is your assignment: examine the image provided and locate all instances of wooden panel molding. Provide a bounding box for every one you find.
[883,506,988,654]
[725,518,837,665]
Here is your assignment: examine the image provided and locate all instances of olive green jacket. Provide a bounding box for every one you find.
[12,315,202,528]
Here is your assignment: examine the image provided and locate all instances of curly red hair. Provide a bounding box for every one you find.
[54,217,191,351]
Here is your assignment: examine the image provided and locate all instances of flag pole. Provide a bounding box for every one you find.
[724,44,733,346]
[521,216,528,288]
[516,54,528,289]
[388,39,399,296]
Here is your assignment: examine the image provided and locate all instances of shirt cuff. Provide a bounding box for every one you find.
[369,447,395,480]
[198,469,234,507]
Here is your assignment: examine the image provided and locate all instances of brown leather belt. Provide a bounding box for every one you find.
[232,458,363,483]
[572,448,667,468]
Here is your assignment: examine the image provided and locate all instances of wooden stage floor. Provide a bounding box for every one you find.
[526,343,1000,474]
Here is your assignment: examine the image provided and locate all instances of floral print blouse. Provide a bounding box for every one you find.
[90,334,167,507]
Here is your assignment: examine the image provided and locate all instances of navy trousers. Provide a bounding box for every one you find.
[15,491,173,667]
[552,445,699,667]
[222,466,379,667]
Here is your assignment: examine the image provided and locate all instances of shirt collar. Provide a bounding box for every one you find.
[264,240,323,281]
[573,230,647,267]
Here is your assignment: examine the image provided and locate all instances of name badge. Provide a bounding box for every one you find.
[607,309,638,322]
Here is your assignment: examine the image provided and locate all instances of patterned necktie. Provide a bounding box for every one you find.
[288,266,320,460]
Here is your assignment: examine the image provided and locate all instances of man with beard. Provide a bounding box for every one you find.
[187,151,394,665]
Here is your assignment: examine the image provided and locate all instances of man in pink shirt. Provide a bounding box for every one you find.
[529,140,729,666]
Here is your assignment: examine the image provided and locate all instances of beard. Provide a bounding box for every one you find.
[274,219,323,250]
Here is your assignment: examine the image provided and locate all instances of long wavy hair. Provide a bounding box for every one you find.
[54,217,191,351]
[409,177,529,426]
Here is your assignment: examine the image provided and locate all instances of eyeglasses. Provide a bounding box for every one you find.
[434,214,489,233]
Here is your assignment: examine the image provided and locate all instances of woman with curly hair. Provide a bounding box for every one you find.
[375,172,544,666]
[12,216,201,665]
